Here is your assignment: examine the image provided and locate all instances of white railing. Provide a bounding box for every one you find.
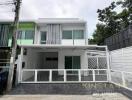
[21,69,108,83]
[111,70,132,91]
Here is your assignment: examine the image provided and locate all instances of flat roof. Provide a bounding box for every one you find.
[37,18,86,24]
[0,18,86,24]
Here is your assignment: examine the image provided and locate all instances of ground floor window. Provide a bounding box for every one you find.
[65,56,80,69]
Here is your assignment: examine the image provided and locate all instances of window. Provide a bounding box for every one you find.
[62,30,84,39]
[41,31,47,44]
[65,56,80,69]
[25,30,33,39]
[17,31,22,39]
[73,30,84,39]
[62,30,72,39]
[17,30,34,39]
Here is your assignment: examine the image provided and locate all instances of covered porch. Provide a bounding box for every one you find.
[17,45,109,83]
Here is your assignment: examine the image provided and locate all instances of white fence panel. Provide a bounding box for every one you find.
[110,46,132,91]
[21,69,108,83]
[110,46,132,72]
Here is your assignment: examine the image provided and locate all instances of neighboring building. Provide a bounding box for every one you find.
[1,18,109,84]
[104,25,132,51]
[0,22,11,47]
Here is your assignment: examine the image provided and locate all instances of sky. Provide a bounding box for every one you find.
[0,0,117,38]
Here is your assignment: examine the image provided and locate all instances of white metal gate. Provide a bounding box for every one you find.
[21,69,108,83]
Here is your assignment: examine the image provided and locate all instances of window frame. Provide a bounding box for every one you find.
[17,30,34,40]
[65,56,81,69]
[62,30,73,39]
[62,29,84,39]
[73,30,84,39]
[40,31,47,44]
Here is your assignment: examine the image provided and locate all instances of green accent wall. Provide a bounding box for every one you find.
[19,22,35,30]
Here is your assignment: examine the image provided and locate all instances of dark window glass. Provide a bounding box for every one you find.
[62,30,72,39]
[41,31,46,44]
[65,56,80,69]
[25,30,33,39]
[65,56,72,69]
[73,30,84,39]
[17,31,22,39]
[17,30,34,39]
[73,56,80,69]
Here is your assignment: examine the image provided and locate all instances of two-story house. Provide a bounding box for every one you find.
[0,18,109,84]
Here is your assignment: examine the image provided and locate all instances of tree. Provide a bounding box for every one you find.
[116,0,132,27]
[89,2,120,44]
[89,0,132,45]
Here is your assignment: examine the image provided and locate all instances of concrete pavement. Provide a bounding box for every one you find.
[0,93,130,100]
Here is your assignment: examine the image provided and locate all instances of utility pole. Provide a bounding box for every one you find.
[6,0,21,92]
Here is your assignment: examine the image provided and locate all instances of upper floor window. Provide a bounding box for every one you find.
[62,30,84,39]
[73,30,84,39]
[17,30,34,39]
[62,30,72,39]
[40,31,47,44]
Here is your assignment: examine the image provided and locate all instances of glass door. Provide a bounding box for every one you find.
[65,56,80,74]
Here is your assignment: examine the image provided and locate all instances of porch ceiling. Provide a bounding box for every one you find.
[19,44,107,50]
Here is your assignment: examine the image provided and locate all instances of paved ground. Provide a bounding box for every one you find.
[2,83,131,99]
[9,83,119,95]
[0,93,130,100]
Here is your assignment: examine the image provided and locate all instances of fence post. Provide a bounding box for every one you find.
[78,69,81,82]
[49,70,52,82]
[35,70,37,83]
[106,46,111,82]
[64,70,66,82]
[121,72,126,87]
[19,47,23,83]
[93,70,95,82]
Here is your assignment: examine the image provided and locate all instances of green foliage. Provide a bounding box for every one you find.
[89,0,132,45]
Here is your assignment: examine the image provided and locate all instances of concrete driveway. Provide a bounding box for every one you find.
[0,93,130,100]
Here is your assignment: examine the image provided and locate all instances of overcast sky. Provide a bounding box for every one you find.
[0,0,116,38]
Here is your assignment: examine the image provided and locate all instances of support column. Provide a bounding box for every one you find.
[106,46,111,82]
[18,47,24,83]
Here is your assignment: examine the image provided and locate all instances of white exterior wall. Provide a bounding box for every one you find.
[110,46,132,72]
[21,49,41,81]
[34,22,86,45]
[61,23,86,45]
[21,49,88,70]
[58,50,88,69]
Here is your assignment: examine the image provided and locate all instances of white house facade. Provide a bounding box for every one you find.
[16,18,110,84]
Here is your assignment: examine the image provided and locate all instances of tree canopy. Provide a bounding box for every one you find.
[89,0,132,44]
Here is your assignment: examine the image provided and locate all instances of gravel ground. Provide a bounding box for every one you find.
[0,93,130,100]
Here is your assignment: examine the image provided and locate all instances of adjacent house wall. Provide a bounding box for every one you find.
[8,22,35,46]
[0,23,11,47]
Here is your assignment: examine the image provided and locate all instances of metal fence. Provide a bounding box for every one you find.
[111,70,132,91]
[104,25,132,51]
[21,69,108,83]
